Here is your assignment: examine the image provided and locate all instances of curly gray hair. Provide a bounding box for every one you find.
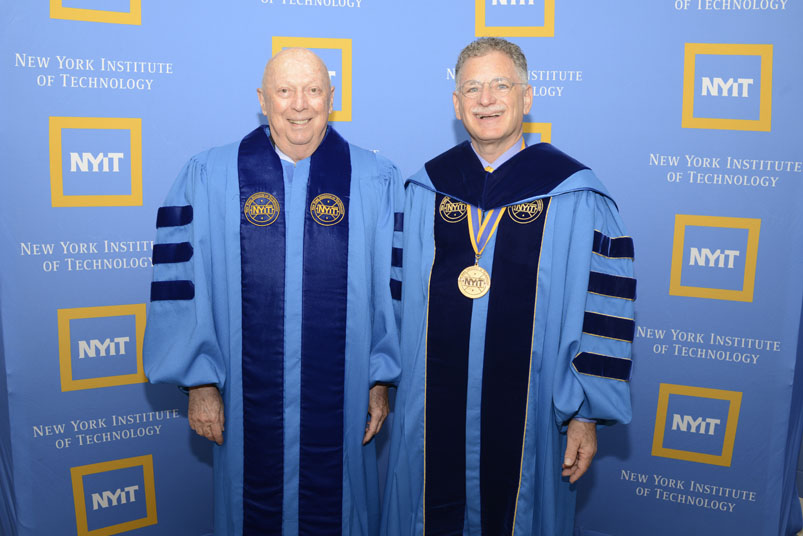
[454,37,528,86]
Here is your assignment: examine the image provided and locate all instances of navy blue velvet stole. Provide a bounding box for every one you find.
[238,127,286,536]
[299,128,350,535]
[479,198,550,535]
[424,193,551,535]
[425,193,475,536]
[237,127,351,535]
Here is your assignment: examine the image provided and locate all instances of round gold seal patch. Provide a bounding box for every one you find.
[508,199,544,224]
[310,193,345,226]
[439,196,468,223]
[244,192,280,226]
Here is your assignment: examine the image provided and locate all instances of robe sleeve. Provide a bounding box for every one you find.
[143,156,226,391]
[368,155,404,387]
[554,191,635,426]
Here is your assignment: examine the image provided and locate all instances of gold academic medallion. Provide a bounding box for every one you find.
[457,265,491,299]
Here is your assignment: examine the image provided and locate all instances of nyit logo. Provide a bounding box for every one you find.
[310,193,345,226]
[475,0,554,37]
[523,122,551,144]
[244,192,281,227]
[669,215,760,302]
[652,384,742,467]
[682,43,773,131]
[49,117,143,207]
[50,0,141,25]
[71,455,157,535]
[272,37,352,122]
[57,304,147,391]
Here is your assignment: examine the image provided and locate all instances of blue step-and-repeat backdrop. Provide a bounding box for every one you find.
[1,2,802,535]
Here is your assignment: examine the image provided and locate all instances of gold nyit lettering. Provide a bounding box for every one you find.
[250,205,275,216]
[513,203,539,214]
[314,204,341,216]
[442,202,465,213]
[461,277,487,288]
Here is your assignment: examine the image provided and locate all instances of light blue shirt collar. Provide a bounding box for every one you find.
[471,136,525,170]
[274,144,296,164]
[263,126,297,164]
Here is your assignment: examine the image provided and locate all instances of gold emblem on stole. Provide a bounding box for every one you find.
[508,199,544,224]
[310,193,345,226]
[439,196,468,223]
[244,192,280,226]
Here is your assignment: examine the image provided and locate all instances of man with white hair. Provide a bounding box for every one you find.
[382,37,635,536]
[144,48,402,536]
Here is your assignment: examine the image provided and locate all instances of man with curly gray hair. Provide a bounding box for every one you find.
[382,37,635,536]
[455,36,528,88]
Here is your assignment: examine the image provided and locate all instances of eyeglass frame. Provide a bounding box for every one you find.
[455,77,530,99]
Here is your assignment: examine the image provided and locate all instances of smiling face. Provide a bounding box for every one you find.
[257,48,334,162]
[453,51,533,161]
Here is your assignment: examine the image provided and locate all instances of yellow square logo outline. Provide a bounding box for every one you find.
[70,454,157,536]
[475,0,554,37]
[682,43,773,132]
[57,304,147,391]
[49,117,143,207]
[50,0,141,25]
[669,214,760,302]
[651,383,742,467]
[271,37,353,122]
[523,122,551,143]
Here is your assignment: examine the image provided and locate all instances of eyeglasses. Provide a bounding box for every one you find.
[457,77,527,99]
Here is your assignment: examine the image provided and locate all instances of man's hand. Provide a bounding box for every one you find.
[188,385,225,446]
[363,384,390,445]
[562,419,597,484]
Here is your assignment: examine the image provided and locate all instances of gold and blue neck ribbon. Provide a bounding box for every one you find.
[466,205,507,262]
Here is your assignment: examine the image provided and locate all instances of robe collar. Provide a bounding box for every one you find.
[415,141,594,210]
[472,136,524,170]
[264,125,345,164]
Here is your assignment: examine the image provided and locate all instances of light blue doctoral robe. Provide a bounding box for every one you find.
[144,126,402,536]
[381,142,635,536]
